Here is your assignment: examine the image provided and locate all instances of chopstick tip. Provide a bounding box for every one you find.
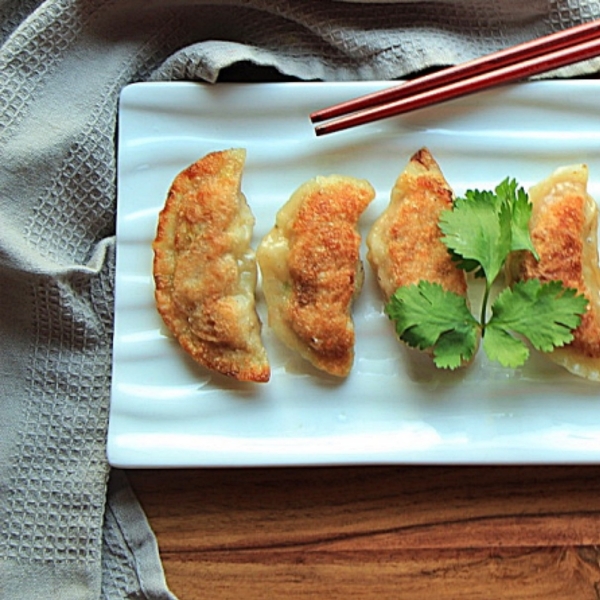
[309,111,325,124]
[313,123,329,137]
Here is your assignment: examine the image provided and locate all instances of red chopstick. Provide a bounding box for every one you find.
[311,19,600,136]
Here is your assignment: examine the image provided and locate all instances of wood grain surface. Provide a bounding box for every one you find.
[128,466,600,599]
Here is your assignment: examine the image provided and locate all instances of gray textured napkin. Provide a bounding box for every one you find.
[1,1,599,598]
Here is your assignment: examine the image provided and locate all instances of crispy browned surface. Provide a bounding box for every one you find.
[152,148,270,382]
[367,147,467,301]
[257,175,375,377]
[287,178,373,373]
[516,167,600,363]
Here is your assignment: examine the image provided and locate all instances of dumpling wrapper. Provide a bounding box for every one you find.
[257,174,375,377]
[367,147,468,299]
[367,147,473,363]
[153,148,270,383]
[507,163,600,381]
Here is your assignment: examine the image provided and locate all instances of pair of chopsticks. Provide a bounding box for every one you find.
[311,19,600,136]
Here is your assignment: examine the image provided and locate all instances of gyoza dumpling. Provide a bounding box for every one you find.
[367,148,472,362]
[506,164,600,381]
[257,175,375,377]
[367,148,468,300]
[152,148,270,383]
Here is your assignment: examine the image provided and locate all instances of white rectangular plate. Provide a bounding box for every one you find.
[108,81,600,468]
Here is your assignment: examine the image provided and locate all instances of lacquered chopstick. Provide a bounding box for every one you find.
[311,19,600,125]
[312,20,600,136]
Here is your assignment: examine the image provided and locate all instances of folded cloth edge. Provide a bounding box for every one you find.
[102,469,178,600]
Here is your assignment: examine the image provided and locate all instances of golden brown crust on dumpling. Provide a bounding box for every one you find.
[367,148,475,366]
[367,147,468,301]
[153,148,270,382]
[507,164,600,380]
[257,175,375,377]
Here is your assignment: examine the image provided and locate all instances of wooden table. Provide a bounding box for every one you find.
[128,465,600,599]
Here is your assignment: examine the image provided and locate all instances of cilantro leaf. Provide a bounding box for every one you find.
[482,325,530,369]
[440,177,539,284]
[448,253,485,277]
[495,178,539,258]
[486,279,588,352]
[385,281,479,369]
[439,187,511,284]
[433,327,481,370]
[487,279,588,353]
[483,279,588,368]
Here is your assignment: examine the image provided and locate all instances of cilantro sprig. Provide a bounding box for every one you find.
[384,178,588,369]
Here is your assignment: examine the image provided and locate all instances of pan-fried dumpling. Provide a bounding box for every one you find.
[257,175,375,377]
[367,147,468,300]
[152,148,270,383]
[506,164,600,381]
[367,148,473,363]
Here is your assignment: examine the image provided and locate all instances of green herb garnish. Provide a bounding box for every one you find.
[385,178,588,369]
